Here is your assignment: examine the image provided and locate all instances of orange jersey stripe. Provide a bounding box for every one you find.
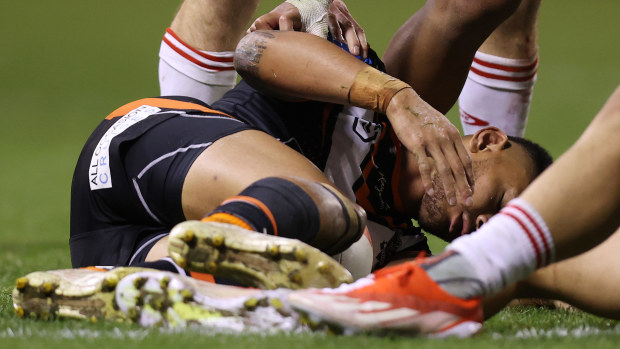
[105,98,231,120]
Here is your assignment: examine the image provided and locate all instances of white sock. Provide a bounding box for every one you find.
[159,28,237,105]
[445,198,555,297]
[459,51,538,137]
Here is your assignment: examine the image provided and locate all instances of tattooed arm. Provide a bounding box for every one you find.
[235,30,475,213]
[234,30,360,103]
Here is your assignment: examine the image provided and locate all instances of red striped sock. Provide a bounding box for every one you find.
[459,51,538,137]
[446,198,554,296]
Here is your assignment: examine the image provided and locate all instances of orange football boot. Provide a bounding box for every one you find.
[288,256,483,337]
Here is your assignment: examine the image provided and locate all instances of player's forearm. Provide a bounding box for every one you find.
[235,30,361,104]
[235,30,407,111]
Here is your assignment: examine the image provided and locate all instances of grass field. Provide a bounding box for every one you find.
[1,0,619,347]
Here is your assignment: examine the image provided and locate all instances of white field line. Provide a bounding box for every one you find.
[1,326,151,339]
[2,321,619,339]
[491,325,620,339]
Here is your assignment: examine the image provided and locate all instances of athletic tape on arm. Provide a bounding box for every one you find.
[348,66,412,114]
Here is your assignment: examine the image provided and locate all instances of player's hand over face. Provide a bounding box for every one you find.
[386,89,475,212]
[248,1,368,58]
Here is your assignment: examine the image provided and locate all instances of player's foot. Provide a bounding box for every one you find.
[12,267,147,321]
[288,256,484,337]
[115,270,304,332]
[167,220,353,289]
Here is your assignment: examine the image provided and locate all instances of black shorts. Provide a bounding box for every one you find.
[70,96,252,267]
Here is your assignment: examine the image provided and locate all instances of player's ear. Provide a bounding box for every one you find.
[468,127,509,153]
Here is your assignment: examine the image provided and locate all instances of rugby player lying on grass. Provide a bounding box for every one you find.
[239,0,620,322]
[13,0,618,333]
[227,27,620,326]
[143,0,549,278]
[287,84,620,336]
[70,0,536,280]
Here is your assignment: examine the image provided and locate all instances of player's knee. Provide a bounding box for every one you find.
[240,176,366,255]
[286,177,367,255]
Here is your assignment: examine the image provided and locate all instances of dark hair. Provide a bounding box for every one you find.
[507,136,554,177]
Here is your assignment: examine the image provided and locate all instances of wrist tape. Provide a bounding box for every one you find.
[286,0,331,38]
[348,66,412,114]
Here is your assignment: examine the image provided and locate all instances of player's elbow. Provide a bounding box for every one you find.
[234,31,274,80]
[234,33,258,78]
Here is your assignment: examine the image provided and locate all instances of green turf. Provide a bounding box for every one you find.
[1,0,619,347]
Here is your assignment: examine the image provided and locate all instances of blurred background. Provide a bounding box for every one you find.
[0,0,618,276]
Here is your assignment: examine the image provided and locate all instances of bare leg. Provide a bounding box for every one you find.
[520,87,620,258]
[383,0,521,113]
[517,227,620,319]
[147,130,365,261]
[146,130,329,261]
[170,0,260,51]
[477,0,540,59]
[181,130,330,219]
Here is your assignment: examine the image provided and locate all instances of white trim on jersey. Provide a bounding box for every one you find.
[128,233,169,265]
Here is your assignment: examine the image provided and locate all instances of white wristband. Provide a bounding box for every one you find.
[285,0,332,38]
